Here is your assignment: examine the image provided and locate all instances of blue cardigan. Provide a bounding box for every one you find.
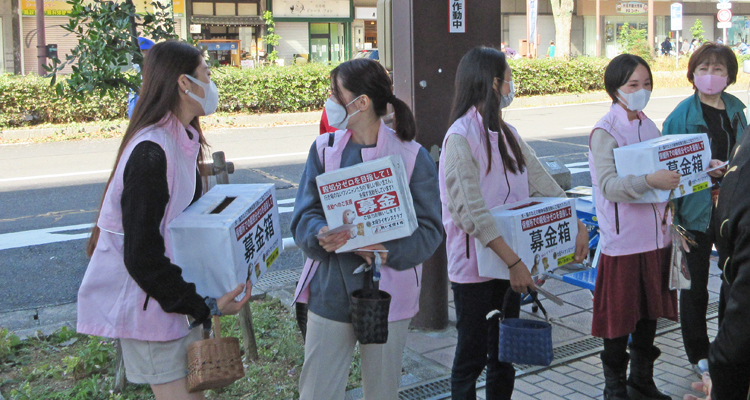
[662,90,747,232]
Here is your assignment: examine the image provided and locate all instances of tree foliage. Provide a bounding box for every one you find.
[690,19,705,44]
[262,11,281,63]
[618,24,652,61]
[46,0,178,100]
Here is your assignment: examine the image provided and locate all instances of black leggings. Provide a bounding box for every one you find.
[602,319,657,364]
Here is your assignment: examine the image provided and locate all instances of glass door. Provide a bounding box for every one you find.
[310,23,331,63]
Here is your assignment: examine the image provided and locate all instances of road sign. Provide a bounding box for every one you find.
[718,21,733,28]
[717,2,731,9]
[671,3,683,31]
[718,0,729,4]
[718,9,732,22]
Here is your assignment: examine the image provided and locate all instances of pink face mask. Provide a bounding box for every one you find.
[694,74,728,95]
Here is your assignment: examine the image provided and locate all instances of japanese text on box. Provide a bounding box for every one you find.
[659,141,705,176]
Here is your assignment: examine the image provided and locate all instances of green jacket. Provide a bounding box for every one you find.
[662,90,747,232]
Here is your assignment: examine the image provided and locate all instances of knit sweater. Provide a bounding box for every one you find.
[590,128,653,203]
[121,140,211,324]
[442,134,566,247]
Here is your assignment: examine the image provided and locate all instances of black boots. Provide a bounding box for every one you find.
[627,345,671,400]
[602,352,630,400]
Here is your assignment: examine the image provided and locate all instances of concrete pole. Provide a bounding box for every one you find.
[595,0,600,57]
[35,0,45,75]
[648,0,655,55]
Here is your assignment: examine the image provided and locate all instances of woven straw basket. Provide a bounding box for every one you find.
[186,316,245,393]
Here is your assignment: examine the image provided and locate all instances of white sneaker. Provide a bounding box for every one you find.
[692,359,709,377]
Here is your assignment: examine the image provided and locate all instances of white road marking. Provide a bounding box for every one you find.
[565,161,589,167]
[1,198,299,251]
[0,152,309,183]
[0,223,95,251]
[0,170,112,183]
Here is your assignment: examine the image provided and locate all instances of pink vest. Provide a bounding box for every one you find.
[438,107,530,283]
[293,120,424,322]
[77,114,201,341]
[588,104,671,257]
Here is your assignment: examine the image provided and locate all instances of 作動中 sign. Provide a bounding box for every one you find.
[450,0,465,33]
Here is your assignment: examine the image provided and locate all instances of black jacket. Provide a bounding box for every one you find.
[711,128,750,400]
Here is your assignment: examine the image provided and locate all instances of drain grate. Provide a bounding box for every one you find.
[395,301,721,400]
[254,268,301,291]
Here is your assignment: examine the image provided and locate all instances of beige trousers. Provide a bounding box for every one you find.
[299,311,411,400]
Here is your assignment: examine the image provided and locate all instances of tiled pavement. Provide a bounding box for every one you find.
[2,256,722,400]
[401,258,723,400]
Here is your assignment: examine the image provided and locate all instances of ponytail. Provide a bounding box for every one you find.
[331,58,417,142]
[389,96,417,141]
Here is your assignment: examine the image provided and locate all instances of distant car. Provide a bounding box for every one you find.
[353,49,379,61]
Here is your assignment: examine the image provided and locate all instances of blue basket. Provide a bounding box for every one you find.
[496,289,553,366]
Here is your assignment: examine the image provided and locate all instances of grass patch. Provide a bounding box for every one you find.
[0,299,363,399]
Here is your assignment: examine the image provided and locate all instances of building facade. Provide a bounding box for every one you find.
[3,0,750,74]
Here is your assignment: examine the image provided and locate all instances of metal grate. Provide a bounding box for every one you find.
[394,301,721,400]
[254,268,301,291]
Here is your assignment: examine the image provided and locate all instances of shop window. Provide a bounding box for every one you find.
[215,3,236,16]
[193,2,213,15]
[237,3,257,15]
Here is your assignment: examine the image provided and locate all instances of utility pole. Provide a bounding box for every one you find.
[35,0,46,75]
[390,0,502,330]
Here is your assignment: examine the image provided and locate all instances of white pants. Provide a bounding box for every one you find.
[299,311,410,400]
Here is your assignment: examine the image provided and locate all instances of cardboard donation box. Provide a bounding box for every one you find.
[476,198,579,279]
[316,155,418,253]
[168,184,281,299]
[614,134,711,203]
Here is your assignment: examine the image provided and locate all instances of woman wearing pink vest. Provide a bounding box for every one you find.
[290,59,443,400]
[439,47,589,399]
[77,41,251,399]
[588,54,680,400]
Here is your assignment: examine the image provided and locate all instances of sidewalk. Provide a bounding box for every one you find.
[0,252,721,399]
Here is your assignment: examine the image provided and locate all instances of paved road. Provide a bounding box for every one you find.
[0,92,743,314]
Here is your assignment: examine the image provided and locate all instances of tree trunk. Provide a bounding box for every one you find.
[550,0,574,57]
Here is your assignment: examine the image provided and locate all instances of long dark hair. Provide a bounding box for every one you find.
[330,58,417,141]
[449,47,525,174]
[86,40,210,257]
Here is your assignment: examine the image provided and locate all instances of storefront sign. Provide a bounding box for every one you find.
[450,0,465,33]
[272,0,350,19]
[22,0,172,15]
[190,24,202,34]
[21,0,72,16]
[616,1,648,14]
[355,7,376,21]
[173,0,184,16]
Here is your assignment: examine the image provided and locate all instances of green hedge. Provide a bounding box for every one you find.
[0,63,334,128]
[1,59,611,128]
[0,74,127,128]
[509,57,608,96]
[215,63,332,113]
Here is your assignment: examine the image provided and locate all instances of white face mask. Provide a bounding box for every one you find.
[325,95,362,130]
[185,74,219,116]
[500,80,515,109]
[617,88,651,112]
